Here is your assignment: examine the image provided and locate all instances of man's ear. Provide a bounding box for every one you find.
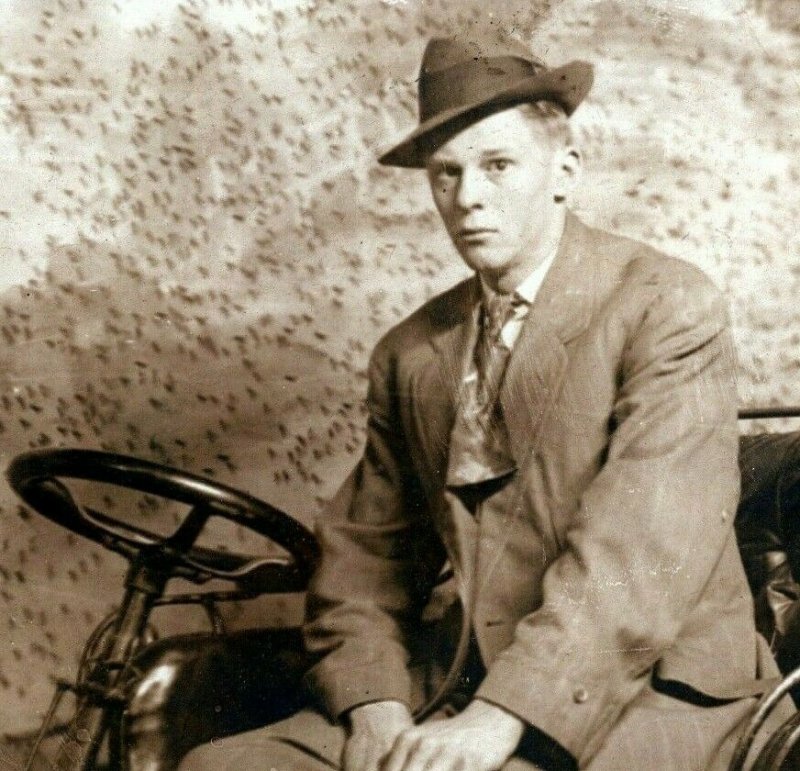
[553,146,582,203]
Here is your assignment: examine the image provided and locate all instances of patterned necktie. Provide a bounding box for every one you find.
[475,291,525,412]
[444,291,527,489]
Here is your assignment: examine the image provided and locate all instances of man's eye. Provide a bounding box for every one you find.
[488,159,511,172]
[437,164,459,178]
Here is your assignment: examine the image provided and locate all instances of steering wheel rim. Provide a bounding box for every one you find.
[6,448,319,592]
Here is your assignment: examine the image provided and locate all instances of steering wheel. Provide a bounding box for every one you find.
[6,448,319,594]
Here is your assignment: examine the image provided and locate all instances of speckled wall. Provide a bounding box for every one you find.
[0,0,799,737]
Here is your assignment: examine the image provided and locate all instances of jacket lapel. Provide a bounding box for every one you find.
[408,213,597,487]
[500,212,596,464]
[408,277,480,494]
[407,214,598,608]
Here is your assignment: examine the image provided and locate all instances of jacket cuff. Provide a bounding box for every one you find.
[475,652,619,761]
[304,660,413,721]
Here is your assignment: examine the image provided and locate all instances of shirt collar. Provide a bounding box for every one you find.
[479,246,559,307]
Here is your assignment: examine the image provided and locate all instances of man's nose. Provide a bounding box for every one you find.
[455,167,486,210]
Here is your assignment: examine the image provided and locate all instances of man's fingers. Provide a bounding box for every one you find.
[405,744,449,771]
[379,732,414,771]
[380,732,462,771]
[342,736,384,771]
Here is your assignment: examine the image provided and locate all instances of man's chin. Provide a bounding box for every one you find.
[455,247,511,275]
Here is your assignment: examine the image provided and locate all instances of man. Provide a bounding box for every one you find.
[181,37,786,770]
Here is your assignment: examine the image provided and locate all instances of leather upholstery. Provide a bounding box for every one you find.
[738,432,800,675]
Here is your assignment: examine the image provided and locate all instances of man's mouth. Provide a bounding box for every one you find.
[458,227,496,240]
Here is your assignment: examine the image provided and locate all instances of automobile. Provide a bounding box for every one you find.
[8,406,800,771]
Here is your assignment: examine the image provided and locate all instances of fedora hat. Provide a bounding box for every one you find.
[378,37,594,168]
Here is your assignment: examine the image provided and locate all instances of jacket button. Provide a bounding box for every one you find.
[572,687,589,704]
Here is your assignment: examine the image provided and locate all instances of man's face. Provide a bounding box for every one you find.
[426,105,572,289]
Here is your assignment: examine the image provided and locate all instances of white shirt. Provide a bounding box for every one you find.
[479,247,558,350]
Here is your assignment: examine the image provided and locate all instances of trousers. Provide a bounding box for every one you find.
[178,683,783,771]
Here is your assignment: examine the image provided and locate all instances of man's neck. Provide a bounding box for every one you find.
[482,207,566,294]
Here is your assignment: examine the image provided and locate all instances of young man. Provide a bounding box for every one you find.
[181,37,786,771]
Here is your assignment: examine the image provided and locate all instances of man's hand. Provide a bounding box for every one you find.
[380,699,525,771]
[343,700,414,771]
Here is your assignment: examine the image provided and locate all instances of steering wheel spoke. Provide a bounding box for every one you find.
[6,449,320,593]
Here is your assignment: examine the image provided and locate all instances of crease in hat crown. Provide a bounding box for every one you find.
[378,37,594,169]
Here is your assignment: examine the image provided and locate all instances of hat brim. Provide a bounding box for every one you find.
[378,60,594,169]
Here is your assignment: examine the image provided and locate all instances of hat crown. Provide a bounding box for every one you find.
[418,38,546,124]
[421,37,544,74]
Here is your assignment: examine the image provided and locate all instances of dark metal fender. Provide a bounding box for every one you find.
[123,627,312,771]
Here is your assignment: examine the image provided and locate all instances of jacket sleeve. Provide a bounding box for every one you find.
[475,265,743,761]
[302,336,445,720]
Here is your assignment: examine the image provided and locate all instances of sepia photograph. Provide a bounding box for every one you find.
[2,0,800,768]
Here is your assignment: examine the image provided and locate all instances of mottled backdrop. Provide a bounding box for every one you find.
[1,0,799,738]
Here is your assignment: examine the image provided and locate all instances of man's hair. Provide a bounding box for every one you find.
[516,100,573,147]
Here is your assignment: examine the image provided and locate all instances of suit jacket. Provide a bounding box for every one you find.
[303,212,759,764]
